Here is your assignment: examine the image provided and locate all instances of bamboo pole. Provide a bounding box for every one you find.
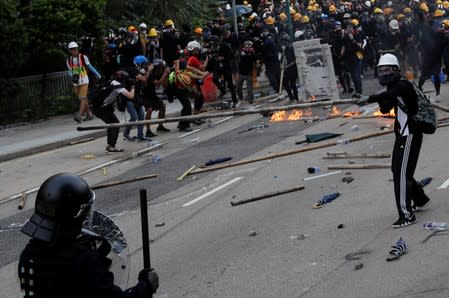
[323,153,391,159]
[77,99,358,131]
[230,185,305,206]
[189,129,394,176]
[327,164,390,169]
[91,174,157,190]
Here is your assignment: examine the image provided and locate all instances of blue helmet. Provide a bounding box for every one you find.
[133,55,148,65]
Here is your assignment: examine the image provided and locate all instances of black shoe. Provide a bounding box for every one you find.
[123,135,136,142]
[179,127,193,132]
[392,214,416,228]
[191,119,203,125]
[352,93,362,99]
[348,87,354,93]
[157,126,170,132]
[412,199,431,212]
[106,146,124,154]
[146,130,157,138]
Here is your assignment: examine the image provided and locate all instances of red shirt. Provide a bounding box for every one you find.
[187,56,201,69]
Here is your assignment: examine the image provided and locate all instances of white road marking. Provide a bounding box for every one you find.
[303,171,342,181]
[183,177,244,207]
[438,178,449,189]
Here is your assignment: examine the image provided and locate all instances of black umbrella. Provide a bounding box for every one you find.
[295,132,344,145]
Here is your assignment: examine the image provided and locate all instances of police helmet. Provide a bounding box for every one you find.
[21,173,95,242]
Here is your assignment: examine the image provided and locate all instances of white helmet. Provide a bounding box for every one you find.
[378,53,399,67]
[139,22,147,30]
[389,19,399,30]
[186,40,201,52]
[294,30,304,39]
[365,1,371,7]
[68,41,78,49]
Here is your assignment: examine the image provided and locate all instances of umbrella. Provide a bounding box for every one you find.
[295,132,344,145]
[226,5,253,17]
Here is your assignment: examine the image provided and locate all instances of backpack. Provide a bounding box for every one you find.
[88,81,121,109]
[399,80,437,134]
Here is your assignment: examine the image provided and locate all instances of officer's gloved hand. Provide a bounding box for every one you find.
[356,95,370,106]
[138,268,159,293]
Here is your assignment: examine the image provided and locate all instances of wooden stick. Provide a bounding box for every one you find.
[177,166,197,181]
[77,99,359,131]
[18,192,27,210]
[323,153,391,159]
[230,185,305,206]
[353,114,394,119]
[326,151,347,155]
[189,129,394,176]
[327,164,390,169]
[91,174,157,190]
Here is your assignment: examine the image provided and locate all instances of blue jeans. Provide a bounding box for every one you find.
[124,101,144,137]
[345,60,362,94]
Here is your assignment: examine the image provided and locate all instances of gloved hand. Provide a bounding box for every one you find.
[138,268,159,293]
[356,95,370,106]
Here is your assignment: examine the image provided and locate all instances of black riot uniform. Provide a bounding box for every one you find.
[18,173,159,298]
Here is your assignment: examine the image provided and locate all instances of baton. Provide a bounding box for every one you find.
[139,189,151,269]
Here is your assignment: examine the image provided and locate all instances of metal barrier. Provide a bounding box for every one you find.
[1,71,73,120]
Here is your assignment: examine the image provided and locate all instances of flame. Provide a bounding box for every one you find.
[270,108,312,122]
[343,110,362,117]
[328,106,341,116]
[372,108,395,117]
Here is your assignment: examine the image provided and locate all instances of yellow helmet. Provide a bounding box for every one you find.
[165,19,174,27]
[243,0,248,4]
[397,13,405,20]
[307,5,313,11]
[403,7,412,14]
[301,15,310,23]
[293,12,302,21]
[437,0,443,4]
[279,12,287,21]
[128,25,136,32]
[265,16,275,25]
[434,9,445,17]
[148,28,158,37]
[351,19,359,26]
[419,3,429,13]
[194,27,203,35]
[442,19,449,29]
[444,1,449,9]
[373,7,383,14]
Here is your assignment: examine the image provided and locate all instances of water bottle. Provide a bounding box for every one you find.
[350,125,359,132]
[307,167,321,174]
[152,155,161,164]
[423,221,448,230]
[337,138,350,145]
[319,192,341,205]
[148,140,161,147]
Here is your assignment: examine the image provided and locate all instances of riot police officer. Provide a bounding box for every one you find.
[18,173,159,297]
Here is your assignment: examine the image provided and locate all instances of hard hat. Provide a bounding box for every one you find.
[301,15,310,23]
[139,22,147,30]
[279,13,287,21]
[329,5,336,12]
[307,5,313,10]
[294,30,304,39]
[364,1,371,7]
[403,7,412,14]
[294,12,302,21]
[397,13,405,20]
[351,19,359,26]
[165,19,174,27]
[434,9,445,17]
[186,40,201,52]
[373,7,383,14]
[311,5,318,11]
[68,41,78,49]
[243,0,248,4]
[343,13,351,19]
[21,173,95,242]
[194,27,203,35]
[148,28,158,37]
[383,7,393,15]
[389,19,399,30]
[133,55,148,65]
[444,1,449,9]
[437,0,443,4]
[334,21,342,29]
[243,40,254,48]
[419,3,429,13]
[128,25,137,32]
[378,53,399,67]
[442,19,449,29]
[265,16,275,25]
[321,14,329,20]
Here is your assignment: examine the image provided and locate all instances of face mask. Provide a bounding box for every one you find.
[378,71,400,86]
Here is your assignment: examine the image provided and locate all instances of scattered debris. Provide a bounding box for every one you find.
[350,125,359,132]
[155,222,165,227]
[248,230,257,237]
[152,155,161,163]
[290,233,309,240]
[327,151,347,156]
[81,154,96,160]
[273,175,278,179]
[231,185,305,206]
[328,164,390,170]
[421,230,449,244]
[337,224,344,229]
[192,176,199,181]
[313,192,341,209]
[423,221,448,231]
[419,177,432,187]
[200,157,233,167]
[238,123,269,134]
[344,249,372,260]
[177,166,197,181]
[295,132,344,145]
[18,192,27,210]
[303,170,342,181]
[102,167,108,176]
[307,167,320,174]
[342,176,354,184]
[354,263,364,270]
[323,152,391,159]
[386,237,407,262]
[345,172,352,175]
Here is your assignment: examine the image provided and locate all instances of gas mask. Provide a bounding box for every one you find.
[378,68,401,86]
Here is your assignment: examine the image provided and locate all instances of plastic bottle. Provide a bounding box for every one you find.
[152,155,161,163]
[319,192,341,204]
[307,167,321,174]
[423,221,448,231]
[337,138,350,145]
[148,140,161,147]
[350,125,359,132]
